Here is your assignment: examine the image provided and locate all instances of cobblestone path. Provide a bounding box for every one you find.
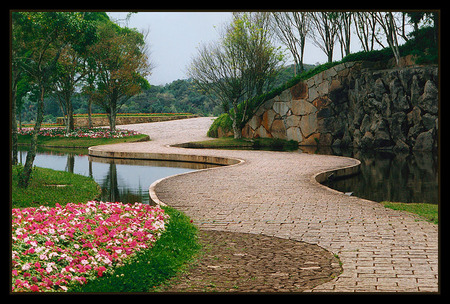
[89,117,439,292]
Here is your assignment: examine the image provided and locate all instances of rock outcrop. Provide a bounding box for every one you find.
[240,59,438,152]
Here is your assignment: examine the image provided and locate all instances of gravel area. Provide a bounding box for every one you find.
[157,230,342,293]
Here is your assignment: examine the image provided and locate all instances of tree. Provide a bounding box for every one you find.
[374,12,401,65]
[12,12,97,188]
[88,23,150,131]
[269,12,310,75]
[353,12,379,52]
[308,12,339,63]
[334,12,353,58]
[188,13,284,139]
[52,45,90,132]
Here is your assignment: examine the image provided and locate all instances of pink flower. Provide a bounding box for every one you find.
[12,201,169,292]
[30,285,39,292]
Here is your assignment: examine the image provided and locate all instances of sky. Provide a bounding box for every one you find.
[106,12,366,86]
[107,12,233,85]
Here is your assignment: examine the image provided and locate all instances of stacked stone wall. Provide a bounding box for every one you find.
[240,60,438,152]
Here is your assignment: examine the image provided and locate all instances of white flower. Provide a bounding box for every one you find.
[46,265,53,273]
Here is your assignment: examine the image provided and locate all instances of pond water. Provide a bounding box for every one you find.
[17,147,217,205]
[299,146,439,205]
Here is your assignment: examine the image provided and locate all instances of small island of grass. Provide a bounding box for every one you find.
[180,137,299,151]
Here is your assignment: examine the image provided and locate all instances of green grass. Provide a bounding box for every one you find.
[71,205,201,292]
[381,201,438,224]
[182,136,299,151]
[11,165,101,208]
[17,133,149,148]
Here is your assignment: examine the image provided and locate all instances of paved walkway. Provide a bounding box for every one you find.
[89,117,439,292]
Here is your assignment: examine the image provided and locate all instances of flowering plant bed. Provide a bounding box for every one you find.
[17,127,140,139]
[73,113,193,117]
[17,127,149,148]
[11,201,169,292]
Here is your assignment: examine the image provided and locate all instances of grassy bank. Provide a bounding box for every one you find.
[11,166,101,208]
[381,201,438,224]
[181,137,299,151]
[17,133,149,148]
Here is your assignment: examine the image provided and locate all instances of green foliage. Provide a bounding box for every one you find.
[207,113,233,138]
[72,206,201,292]
[342,26,438,65]
[185,137,298,151]
[403,26,438,65]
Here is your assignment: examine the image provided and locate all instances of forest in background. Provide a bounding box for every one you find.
[19,63,315,126]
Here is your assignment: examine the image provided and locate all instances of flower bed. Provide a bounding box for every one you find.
[73,113,193,118]
[17,127,140,139]
[12,201,169,292]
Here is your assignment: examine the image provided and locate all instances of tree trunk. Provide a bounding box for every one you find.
[67,101,75,132]
[11,81,18,166]
[232,103,242,139]
[18,86,45,188]
[327,51,333,63]
[88,97,93,128]
[108,109,116,132]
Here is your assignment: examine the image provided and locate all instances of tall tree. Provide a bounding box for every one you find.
[188,13,284,139]
[353,12,378,52]
[308,12,339,63]
[374,12,401,65]
[88,23,150,131]
[12,12,96,188]
[270,12,310,75]
[334,12,353,58]
[52,45,90,132]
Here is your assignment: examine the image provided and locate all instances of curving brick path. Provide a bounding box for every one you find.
[89,117,439,292]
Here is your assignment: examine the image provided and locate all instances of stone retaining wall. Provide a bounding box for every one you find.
[56,114,198,127]
[240,60,438,151]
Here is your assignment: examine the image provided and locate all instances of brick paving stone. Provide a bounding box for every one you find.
[89,117,439,293]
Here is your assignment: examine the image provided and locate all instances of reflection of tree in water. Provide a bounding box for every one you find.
[99,162,144,204]
[64,153,149,204]
[324,149,438,204]
[65,154,75,173]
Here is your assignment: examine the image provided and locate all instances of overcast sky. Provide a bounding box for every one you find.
[107,12,358,86]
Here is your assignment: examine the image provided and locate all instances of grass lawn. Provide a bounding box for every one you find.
[11,166,101,208]
[381,201,438,224]
[17,133,149,148]
[181,136,299,151]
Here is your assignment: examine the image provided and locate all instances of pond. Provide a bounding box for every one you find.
[300,146,439,205]
[17,146,217,205]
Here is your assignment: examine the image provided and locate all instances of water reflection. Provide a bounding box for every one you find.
[299,146,439,204]
[17,146,217,205]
